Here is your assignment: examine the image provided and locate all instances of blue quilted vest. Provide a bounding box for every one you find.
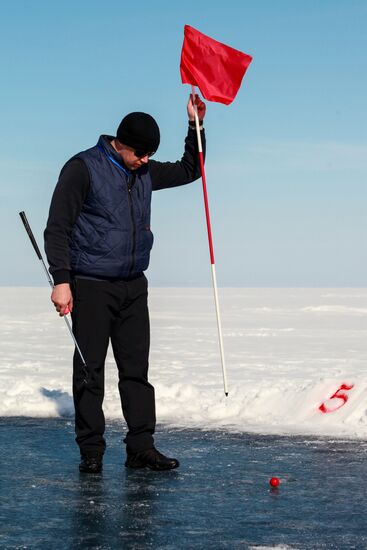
[69,135,153,279]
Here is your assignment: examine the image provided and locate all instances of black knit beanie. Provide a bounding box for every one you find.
[116,112,160,152]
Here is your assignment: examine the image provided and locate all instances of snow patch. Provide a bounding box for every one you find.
[1,287,367,438]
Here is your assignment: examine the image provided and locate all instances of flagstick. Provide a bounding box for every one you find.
[191,85,229,397]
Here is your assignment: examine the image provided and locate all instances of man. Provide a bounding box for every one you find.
[44,95,206,473]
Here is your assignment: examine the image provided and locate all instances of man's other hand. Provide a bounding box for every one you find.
[51,283,73,316]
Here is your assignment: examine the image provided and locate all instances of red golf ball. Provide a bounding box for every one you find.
[269,477,280,487]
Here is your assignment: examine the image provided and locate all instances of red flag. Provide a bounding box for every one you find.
[180,25,252,105]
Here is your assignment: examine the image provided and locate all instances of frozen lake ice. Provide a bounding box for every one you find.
[1,418,367,549]
[1,287,367,547]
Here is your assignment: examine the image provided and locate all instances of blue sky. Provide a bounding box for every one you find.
[1,0,366,286]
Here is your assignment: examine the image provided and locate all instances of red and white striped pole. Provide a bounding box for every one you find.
[191,86,229,396]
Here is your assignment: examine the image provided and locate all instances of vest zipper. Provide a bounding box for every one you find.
[128,174,137,277]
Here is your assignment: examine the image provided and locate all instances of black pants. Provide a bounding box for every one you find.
[71,275,155,456]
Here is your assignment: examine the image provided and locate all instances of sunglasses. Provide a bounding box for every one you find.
[134,149,156,159]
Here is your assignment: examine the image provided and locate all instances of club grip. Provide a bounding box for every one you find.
[19,211,43,260]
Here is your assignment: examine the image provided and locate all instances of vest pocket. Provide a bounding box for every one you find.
[135,225,154,272]
[142,225,154,251]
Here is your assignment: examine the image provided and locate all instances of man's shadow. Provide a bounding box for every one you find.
[40,387,74,417]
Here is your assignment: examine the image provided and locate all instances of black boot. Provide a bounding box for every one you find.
[79,453,103,473]
[125,447,179,471]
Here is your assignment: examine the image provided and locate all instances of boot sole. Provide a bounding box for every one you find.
[79,465,103,473]
[125,461,179,471]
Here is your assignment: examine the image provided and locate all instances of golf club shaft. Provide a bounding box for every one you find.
[19,211,87,370]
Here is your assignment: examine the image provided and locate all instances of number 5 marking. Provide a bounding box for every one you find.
[319,383,354,414]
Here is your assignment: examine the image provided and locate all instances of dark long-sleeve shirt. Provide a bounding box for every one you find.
[44,126,205,284]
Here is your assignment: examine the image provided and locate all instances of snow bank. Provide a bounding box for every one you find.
[1,287,366,438]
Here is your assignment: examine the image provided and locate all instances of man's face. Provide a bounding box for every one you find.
[114,141,150,171]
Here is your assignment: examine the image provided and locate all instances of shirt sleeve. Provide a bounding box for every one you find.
[149,127,206,191]
[44,158,90,285]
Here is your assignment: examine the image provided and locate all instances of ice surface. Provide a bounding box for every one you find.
[1,287,367,438]
[1,418,367,549]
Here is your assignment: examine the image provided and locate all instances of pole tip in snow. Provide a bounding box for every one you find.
[225,392,228,397]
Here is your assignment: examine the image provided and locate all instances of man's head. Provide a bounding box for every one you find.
[114,112,160,170]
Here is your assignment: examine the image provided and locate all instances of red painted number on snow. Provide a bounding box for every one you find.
[319,383,354,414]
